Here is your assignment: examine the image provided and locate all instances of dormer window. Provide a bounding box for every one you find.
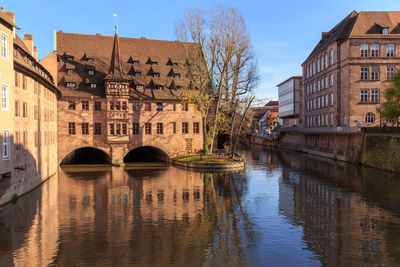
[67,56,73,61]
[87,58,94,62]
[172,63,178,67]
[89,83,96,88]
[133,60,139,65]
[383,28,389,34]
[88,70,95,75]
[136,85,144,90]
[154,85,163,90]
[174,73,181,79]
[154,72,160,78]
[67,69,74,75]
[151,62,158,66]
[134,72,141,77]
[66,82,76,88]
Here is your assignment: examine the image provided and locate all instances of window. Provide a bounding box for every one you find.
[361,67,369,80]
[81,123,89,134]
[1,84,8,110]
[136,85,144,90]
[15,101,20,116]
[68,122,76,134]
[182,122,188,134]
[132,123,139,134]
[22,76,27,90]
[365,112,375,123]
[325,77,328,89]
[383,28,389,34]
[321,56,324,71]
[134,72,141,77]
[89,83,96,88]
[110,84,115,89]
[193,122,199,134]
[325,94,329,107]
[387,44,394,57]
[67,56,73,61]
[144,103,151,111]
[387,67,395,79]
[15,72,19,87]
[154,85,163,90]
[94,123,101,135]
[360,44,368,57]
[317,59,320,72]
[87,58,94,62]
[116,101,121,110]
[66,82,76,88]
[132,102,139,111]
[1,32,7,59]
[321,96,324,107]
[317,80,320,91]
[174,73,181,78]
[145,123,152,134]
[122,101,127,110]
[88,70,95,75]
[330,93,334,105]
[151,62,158,65]
[122,124,127,135]
[371,67,379,80]
[82,101,89,110]
[361,89,369,103]
[182,103,188,111]
[94,101,101,111]
[116,124,121,135]
[157,122,163,134]
[172,122,176,134]
[22,102,27,118]
[2,130,10,159]
[68,100,75,110]
[330,50,334,65]
[110,124,115,135]
[371,44,379,57]
[371,89,380,102]
[330,74,334,86]
[110,101,114,110]
[156,102,163,111]
[133,60,139,65]
[67,69,74,75]
[325,54,328,68]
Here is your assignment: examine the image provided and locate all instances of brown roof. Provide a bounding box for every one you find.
[305,11,400,63]
[265,100,279,107]
[0,10,19,29]
[57,31,199,99]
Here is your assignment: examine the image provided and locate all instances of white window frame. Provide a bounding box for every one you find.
[387,44,394,57]
[361,89,369,103]
[1,83,9,110]
[1,32,8,60]
[371,89,379,103]
[2,129,10,159]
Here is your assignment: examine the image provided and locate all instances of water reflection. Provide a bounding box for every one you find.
[0,148,399,266]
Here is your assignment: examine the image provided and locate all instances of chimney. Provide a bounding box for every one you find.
[95,33,101,36]
[322,32,328,38]
[33,46,37,60]
[4,12,15,24]
[23,34,34,56]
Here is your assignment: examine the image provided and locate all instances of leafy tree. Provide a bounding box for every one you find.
[377,70,400,126]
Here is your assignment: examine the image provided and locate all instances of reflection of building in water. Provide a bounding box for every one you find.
[0,176,59,267]
[277,151,400,266]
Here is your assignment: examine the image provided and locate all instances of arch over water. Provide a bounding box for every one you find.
[124,146,169,163]
[60,147,111,165]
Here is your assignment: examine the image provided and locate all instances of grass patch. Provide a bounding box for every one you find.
[176,154,237,164]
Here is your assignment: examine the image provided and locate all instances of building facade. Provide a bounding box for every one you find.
[302,11,400,128]
[0,10,61,206]
[277,76,301,127]
[50,31,204,165]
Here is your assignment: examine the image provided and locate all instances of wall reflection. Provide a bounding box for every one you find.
[275,150,400,266]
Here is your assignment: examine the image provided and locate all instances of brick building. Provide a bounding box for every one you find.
[47,30,204,165]
[302,11,400,128]
[0,10,61,206]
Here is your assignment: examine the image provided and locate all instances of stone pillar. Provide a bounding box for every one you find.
[110,144,128,166]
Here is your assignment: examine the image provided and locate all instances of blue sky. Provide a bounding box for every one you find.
[4,0,400,103]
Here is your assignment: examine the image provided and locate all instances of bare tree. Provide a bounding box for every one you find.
[175,5,258,154]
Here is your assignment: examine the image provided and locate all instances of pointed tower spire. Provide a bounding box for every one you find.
[105,29,126,80]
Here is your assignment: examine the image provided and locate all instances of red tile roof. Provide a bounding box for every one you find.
[265,100,279,107]
[57,31,200,99]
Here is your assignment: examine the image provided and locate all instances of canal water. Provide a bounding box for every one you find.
[0,147,400,266]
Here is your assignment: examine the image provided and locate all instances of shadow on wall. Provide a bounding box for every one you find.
[60,147,111,165]
[123,146,169,163]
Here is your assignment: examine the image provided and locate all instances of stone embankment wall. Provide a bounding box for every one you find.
[359,128,400,173]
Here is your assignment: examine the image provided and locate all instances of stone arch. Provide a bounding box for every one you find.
[123,146,170,163]
[60,147,112,165]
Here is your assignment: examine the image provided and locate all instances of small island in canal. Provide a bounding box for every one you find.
[173,153,245,170]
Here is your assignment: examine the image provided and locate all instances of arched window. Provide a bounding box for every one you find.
[365,112,375,123]
[317,58,320,72]
[321,56,324,70]
[330,50,334,65]
[325,53,328,68]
